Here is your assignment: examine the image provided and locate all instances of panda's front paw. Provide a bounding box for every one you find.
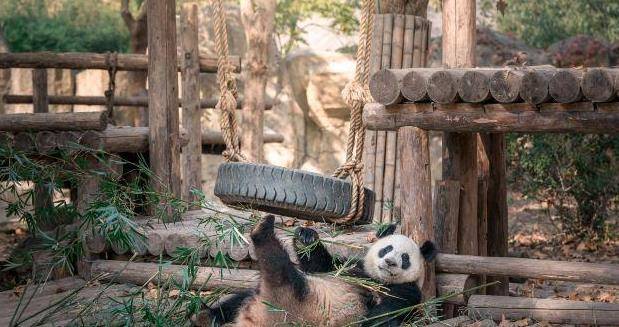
[191,307,214,326]
[295,226,319,246]
[251,215,276,245]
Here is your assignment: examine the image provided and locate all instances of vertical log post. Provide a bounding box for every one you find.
[240,0,276,162]
[482,135,509,296]
[442,0,478,257]
[399,127,434,299]
[148,0,181,219]
[32,68,54,230]
[180,3,202,208]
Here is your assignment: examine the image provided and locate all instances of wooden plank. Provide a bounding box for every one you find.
[364,102,619,133]
[468,295,619,325]
[147,0,181,218]
[433,180,460,254]
[399,126,434,298]
[0,111,107,132]
[180,3,202,207]
[0,52,240,73]
[437,254,619,284]
[402,15,415,69]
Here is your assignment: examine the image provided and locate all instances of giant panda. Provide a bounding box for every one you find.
[194,215,437,326]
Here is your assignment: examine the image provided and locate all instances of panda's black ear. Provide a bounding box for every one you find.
[420,241,437,262]
[376,224,396,238]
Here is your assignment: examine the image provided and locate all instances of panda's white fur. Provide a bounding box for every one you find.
[363,234,426,287]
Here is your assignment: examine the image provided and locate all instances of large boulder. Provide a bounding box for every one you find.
[284,50,355,173]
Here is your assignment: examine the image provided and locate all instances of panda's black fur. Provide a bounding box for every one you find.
[195,215,437,326]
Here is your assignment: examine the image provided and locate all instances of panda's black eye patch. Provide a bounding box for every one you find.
[401,253,411,270]
[378,245,393,258]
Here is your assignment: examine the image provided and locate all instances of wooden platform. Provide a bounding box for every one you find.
[364,102,619,133]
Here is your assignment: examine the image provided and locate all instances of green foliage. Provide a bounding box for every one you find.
[496,0,619,48]
[507,133,619,237]
[275,0,358,55]
[0,0,129,52]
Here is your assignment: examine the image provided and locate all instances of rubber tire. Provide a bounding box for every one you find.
[214,162,374,224]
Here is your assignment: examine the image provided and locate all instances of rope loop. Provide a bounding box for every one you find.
[341,80,372,108]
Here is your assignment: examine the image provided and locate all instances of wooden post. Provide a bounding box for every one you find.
[180,3,202,208]
[399,126,434,298]
[442,0,478,257]
[240,0,276,162]
[482,134,509,296]
[32,68,54,230]
[147,0,181,218]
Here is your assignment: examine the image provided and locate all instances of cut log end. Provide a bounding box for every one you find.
[401,71,430,102]
[428,70,460,104]
[458,71,492,103]
[520,70,552,104]
[490,70,523,103]
[369,69,402,105]
[549,70,582,103]
[582,68,617,102]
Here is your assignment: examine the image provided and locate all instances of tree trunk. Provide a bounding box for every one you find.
[240,0,276,162]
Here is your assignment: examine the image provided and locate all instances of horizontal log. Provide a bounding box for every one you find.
[0,276,86,304]
[0,112,107,132]
[363,102,619,133]
[0,52,240,73]
[92,260,260,291]
[427,70,466,104]
[468,295,619,325]
[4,94,274,110]
[436,254,619,285]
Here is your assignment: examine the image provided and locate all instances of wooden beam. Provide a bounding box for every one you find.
[436,254,619,284]
[239,0,276,162]
[0,111,107,132]
[180,3,202,207]
[441,0,478,261]
[0,52,240,73]
[3,94,273,110]
[468,295,619,325]
[147,0,181,218]
[363,102,619,133]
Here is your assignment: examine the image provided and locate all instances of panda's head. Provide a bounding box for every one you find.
[363,225,437,286]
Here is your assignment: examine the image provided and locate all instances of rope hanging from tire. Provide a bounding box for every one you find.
[211,0,375,224]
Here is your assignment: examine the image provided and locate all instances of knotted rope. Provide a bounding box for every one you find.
[211,0,246,162]
[331,0,375,224]
[104,51,118,125]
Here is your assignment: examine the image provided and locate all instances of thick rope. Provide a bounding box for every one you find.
[332,0,375,224]
[211,0,246,162]
[104,52,118,125]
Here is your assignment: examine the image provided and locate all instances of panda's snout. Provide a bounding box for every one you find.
[384,257,398,267]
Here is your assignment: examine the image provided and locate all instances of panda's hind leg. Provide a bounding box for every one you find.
[250,215,308,300]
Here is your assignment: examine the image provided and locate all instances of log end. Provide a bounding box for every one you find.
[490,70,522,103]
[549,70,582,103]
[520,71,551,104]
[458,71,491,103]
[582,68,616,102]
[369,69,402,105]
[428,70,459,104]
[401,71,429,102]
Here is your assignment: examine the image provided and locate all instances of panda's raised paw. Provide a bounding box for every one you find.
[294,226,319,246]
[250,214,276,244]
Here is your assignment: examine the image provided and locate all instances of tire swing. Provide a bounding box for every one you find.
[211,0,376,224]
